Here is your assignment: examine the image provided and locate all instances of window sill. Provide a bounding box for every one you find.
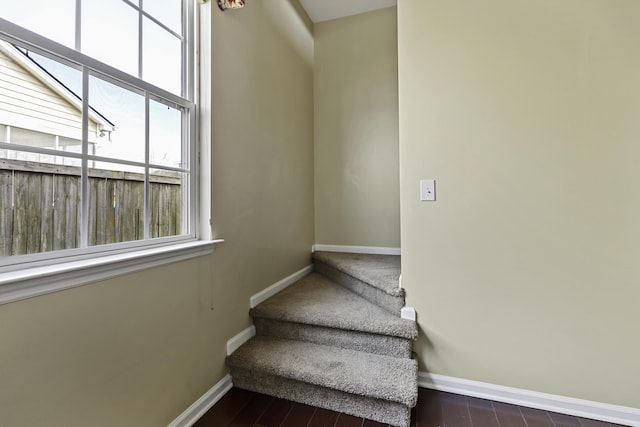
[0,239,224,305]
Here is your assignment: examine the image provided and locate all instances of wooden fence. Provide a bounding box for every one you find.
[0,159,182,256]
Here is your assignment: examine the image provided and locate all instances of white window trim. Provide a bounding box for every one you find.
[0,239,223,305]
[0,1,218,305]
[197,0,212,241]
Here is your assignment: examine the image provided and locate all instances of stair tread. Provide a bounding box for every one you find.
[251,273,417,339]
[312,251,402,296]
[227,336,418,407]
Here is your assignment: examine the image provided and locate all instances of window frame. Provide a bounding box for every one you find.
[0,1,220,304]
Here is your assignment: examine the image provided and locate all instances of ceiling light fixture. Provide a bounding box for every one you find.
[218,0,245,11]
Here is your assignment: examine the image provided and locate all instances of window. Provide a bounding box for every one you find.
[0,1,209,279]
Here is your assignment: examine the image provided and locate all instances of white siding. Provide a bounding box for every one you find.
[0,49,101,144]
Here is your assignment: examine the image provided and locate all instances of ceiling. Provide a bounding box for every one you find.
[298,0,397,23]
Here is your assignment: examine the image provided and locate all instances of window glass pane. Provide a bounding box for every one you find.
[0,0,194,264]
[27,50,83,96]
[0,149,81,256]
[10,127,55,149]
[150,170,187,238]
[0,0,76,48]
[89,75,145,164]
[82,0,138,76]
[149,100,183,168]
[88,161,145,246]
[144,0,182,34]
[143,17,182,95]
[0,144,80,166]
[0,44,83,146]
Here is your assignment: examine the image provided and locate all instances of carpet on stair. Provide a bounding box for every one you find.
[250,272,416,357]
[251,273,417,339]
[312,251,402,296]
[231,368,413,426]
[227,252,418,427]
[314,261,405,315]
[227,336,417,427]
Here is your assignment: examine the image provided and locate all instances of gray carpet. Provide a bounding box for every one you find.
[315,261,405,315]
[231,368,413,426]
[251,272,416,358]
[253,317,413,358]
[227,336,418,405]
[312,251,402,296]
[251,273,417,339]
[226,251,417,427]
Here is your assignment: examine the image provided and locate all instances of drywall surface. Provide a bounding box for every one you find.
[0,1,314,426]
[314,7,400,248]
[398,0,640,408]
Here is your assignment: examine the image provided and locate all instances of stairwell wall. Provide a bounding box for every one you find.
[0,2,314,426]
[314,7,400,248]
[398,0,640,408]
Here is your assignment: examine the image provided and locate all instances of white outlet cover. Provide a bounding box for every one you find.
[420,179,435,201]
[401,307,417,321]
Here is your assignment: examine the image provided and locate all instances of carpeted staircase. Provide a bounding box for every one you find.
[226,251,418,427]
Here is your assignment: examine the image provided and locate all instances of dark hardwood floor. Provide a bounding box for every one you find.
[194,387,624,427]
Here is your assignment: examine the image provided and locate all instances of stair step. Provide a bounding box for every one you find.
[313,252,405,315]
[251,273,417,357]
[227,336,418,427]
[312,252,402,296]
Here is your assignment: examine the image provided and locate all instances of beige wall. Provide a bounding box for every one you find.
[399,0,640,407]
[0,2,314,426]
[314,8,400,248]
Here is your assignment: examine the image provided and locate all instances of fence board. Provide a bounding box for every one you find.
[112,179,123,243]
[1,159,181,256]
[11,170,28,254]
[26,173,43,254]
[60,174,80,250]
[0,170,12,255]
[40,173,53,252]
[93,177,108,246]
[105,178,116,245]
[87,175,97,246]
[121,178,143,242]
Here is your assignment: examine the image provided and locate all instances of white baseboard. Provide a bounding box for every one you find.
[174,266,314,426]
[229,266,314,356]
[167,374,233,427]
[249,265,314,309]
[226,325,256,356]
[419,372,640,427]
[312,245,401,256]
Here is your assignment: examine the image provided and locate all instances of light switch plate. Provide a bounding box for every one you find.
[420,179,435,201]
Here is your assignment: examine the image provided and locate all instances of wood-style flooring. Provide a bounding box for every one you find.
[194,387,623,427]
